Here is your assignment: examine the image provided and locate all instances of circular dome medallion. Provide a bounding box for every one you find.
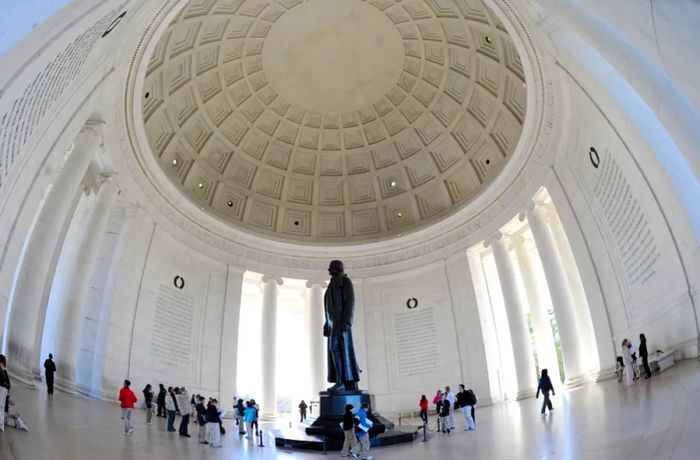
[141,0,529,244]
[263,0,404,114]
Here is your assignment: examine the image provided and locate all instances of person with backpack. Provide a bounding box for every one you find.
[536,368,556,415]
[350,402,373,460]
[457,384,475,431]
[467,389,477,425]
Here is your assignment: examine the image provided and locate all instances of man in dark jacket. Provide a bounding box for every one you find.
[324,260,361,392]
[43,353,56,395]
[639,333,652,379]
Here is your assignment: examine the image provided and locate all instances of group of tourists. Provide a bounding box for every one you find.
[425,384,477,434]
[231,397,260,439]
[118,380,224,447]
[618,333,652,386]
[340,402,373,459]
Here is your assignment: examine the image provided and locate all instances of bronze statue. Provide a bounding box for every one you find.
[323,260,361,391]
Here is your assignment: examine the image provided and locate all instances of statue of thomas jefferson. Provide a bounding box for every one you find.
[323,260,361,391]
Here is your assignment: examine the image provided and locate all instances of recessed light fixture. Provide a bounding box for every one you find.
[172,159,178,166]
[485,35,493,44]
[389,180,397,188]
[197,182,204,189]
[485,159,491,165]
[145,92,150,99]
[227,200,234,207]
[397,211,404,218]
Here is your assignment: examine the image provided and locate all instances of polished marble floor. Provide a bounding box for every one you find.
[2,360,700,459]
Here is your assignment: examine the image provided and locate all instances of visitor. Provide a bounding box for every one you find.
[340,403,357,457]
[432,389,443,414]
[615,357,625,382]
[250,398,260,435]
[444,386,456,431]
[639,333,652,379]
[156,384,167,417]
[166,387,177,432]
[243,401,255,439]
[176,387,191,437]
[299,399,308,422]
[43,353,56,396]
[142,384,154,425]
[621,339,635,386]
[457,384,475,430]
[118,379,137,436]
[536,369,555,416]
[419,395,428,424]
[351,402,372,460]
[235,398,246,434]
[0,354,10,432]
[195,395,208,444]
[206,399,222,448]
[439,393,451,434]
[467,388,477,425]
[628,341,641,380]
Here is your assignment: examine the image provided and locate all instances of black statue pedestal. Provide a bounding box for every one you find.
[272,389,419,451]
[305,389,389,439]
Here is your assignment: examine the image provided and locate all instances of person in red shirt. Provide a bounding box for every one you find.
[419,395,429,424]
[118,379,138,436]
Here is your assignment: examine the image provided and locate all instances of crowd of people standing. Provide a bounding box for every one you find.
[118,380,237,448]
[425,385,477,434]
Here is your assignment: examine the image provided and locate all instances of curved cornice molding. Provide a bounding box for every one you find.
[111,0,563,274]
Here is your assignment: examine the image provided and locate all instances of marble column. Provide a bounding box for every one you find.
[524,202,585,383]
[305,280,327,396]
[512,234,563,384]
[260,275,282,419]
[486,232,537,398]
[53,179,119,393]
[220,266,245,403]
[4,125,100,382]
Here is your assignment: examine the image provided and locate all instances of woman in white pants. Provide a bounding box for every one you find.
[207,400,222,447]
[621,339,635,386]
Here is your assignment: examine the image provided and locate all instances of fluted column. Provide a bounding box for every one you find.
[306,280,327,396]
[260,275,282,419]
[5,124,100,382]
[220,267,245,404]
[512,234,563,384]
[53,179,119,393]
[486,232,537,398]
[524,202,585,383]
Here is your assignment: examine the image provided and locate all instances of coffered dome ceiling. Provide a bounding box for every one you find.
[142,0,527,243]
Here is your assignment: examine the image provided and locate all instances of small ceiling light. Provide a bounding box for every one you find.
[227,200,234,207]
[485,159,491,165]
[485,35,493,44]
[197,182,204,189]
[172,159,178,166]
[397,211,404,218]
[389,180,397,188]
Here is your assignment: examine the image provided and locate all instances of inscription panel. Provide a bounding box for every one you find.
[0,4,127,188]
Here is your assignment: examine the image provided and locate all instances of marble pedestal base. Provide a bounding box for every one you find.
[305,390,390,439]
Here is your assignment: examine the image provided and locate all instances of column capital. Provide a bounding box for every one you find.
[483,230,503,248]
[305,280,328,289]
[261,275,284,286]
